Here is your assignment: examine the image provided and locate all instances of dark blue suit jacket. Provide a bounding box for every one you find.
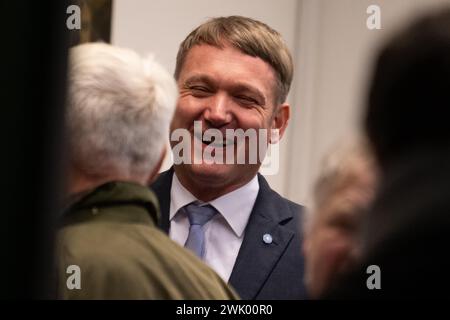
[151,168,307,299]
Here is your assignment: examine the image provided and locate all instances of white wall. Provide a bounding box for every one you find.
[112,0,450,206]
[288,0,450,206]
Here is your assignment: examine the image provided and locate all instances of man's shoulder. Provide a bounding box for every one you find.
[278,193,303,211]
[57,216,238,299]
[256,173,304,214]
[285,197,304,218]
[57,217,153,269]
[150,233,240,298]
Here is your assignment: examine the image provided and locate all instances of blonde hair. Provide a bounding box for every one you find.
[175,16,293,105]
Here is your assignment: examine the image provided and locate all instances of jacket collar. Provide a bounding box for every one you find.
[151,168,299,299]
[227,174,296,299]
[64,181,160,226]
[151,169,174,232]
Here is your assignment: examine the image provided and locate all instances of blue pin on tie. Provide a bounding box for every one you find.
[183,202,217,259]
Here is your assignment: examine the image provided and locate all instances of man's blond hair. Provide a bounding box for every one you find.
[175,16,293,105]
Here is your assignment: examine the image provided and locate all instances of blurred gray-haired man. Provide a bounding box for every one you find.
[57,42,238,300]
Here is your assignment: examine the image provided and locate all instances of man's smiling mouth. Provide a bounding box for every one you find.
[193,130,236,148]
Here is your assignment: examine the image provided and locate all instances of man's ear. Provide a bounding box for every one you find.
[147,148,167,185]
[271,103,290,143]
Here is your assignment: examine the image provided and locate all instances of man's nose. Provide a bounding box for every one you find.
[203,94,232,127]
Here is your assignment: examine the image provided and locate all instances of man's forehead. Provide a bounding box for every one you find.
[180,44,277,98]
[184,73,263,91]
[184,44,272,68]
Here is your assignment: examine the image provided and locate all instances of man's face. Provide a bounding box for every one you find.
[303,167,376,298]
[170,43,289,192]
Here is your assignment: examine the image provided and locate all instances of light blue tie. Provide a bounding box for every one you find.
[183,202,217,259]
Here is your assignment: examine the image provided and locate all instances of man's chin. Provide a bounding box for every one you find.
[174,162,260,189]
[187,162,234,181]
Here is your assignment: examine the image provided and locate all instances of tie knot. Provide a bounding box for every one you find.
[184,203,217,226]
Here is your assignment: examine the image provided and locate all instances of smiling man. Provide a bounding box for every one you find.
[151,16,307,299]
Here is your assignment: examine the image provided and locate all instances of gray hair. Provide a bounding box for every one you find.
[66,43,177,179]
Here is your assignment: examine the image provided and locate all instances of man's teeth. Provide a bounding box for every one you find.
[203,139,233,147]
[194,131,234,147]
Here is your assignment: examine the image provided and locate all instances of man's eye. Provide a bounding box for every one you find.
[190,86,211,97]
[192,86,207,91]
[191,86,210,92]
[236,96,257,105]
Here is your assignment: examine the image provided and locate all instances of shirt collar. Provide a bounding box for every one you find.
[170,173,259,237]
[170,174,198,220]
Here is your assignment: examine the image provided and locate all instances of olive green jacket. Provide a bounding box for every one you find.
[56,181,239,300]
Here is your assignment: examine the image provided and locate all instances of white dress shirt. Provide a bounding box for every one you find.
[169,173,259,282]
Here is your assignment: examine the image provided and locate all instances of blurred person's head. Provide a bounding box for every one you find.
[366,8,450,169]
[318,9,450,298]
[66,42,177,195]
[303,139,378,298]
[170,16,293,201]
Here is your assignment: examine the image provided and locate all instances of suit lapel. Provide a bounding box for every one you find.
[228,174,295,299]
[152,170,296,299]
[150,168,174,233]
